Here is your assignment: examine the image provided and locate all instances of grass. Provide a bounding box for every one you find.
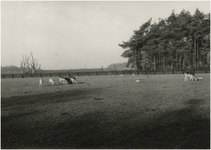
[1,74,210,149]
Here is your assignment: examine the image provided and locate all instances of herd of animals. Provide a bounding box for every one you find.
[39,71,203,87]
[39,76,78,87]
[184,72,203,82]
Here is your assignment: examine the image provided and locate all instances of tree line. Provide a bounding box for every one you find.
[119,9,210,71]
[107,62,130,70]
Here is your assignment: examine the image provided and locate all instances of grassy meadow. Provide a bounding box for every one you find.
[1,74,210,149]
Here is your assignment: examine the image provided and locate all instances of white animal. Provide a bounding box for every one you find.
[59,76,78,84]
[136,79,140,83]
[197,77,203,81]
[70,77,78,84]
[49,78,55,85]
[59,77,68,85]
[184,72,197,81]
[190,74,197,81]
[39,78,44,87]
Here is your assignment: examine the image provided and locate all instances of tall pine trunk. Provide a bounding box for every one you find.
[159,52,161,69]
[196,37,198,68]
[179,54,182,69]
[163,56,165,70]
[183,54,186,69]
[135,50,142,71]
[153,53,156,70]
[192,37,196,68]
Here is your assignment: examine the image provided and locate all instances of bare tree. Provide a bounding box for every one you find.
[20,55,29,74]
[20,52,42,74]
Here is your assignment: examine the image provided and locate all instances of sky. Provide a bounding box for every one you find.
[1,1,210,70]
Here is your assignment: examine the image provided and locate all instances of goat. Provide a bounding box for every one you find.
[184,72,197,81]
[59,77,68,85]
[59,76,78,84]
[69,77,78,84]
[63,77,78,84]
[197,77,203,81]
[49,78,55,85]
[39,78,44,87]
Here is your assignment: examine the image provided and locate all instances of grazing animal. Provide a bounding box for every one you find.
[190,74,197,81]
[59,77,68,85]
[136,79,141,83]
[69,77,78,84]
[49,78,55,85]
[64,77,78,84]
[197,77,203,81]
[59,76,78,84]
[184,72,197,81]
[39,78,44,87]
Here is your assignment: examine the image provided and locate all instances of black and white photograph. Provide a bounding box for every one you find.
[1,0,210,149]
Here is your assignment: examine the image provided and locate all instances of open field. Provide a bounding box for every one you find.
[1,74,210,149]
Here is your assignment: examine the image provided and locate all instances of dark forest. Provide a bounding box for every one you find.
[119,9,210,70]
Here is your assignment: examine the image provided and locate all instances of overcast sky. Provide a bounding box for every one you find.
[1,1,210,70]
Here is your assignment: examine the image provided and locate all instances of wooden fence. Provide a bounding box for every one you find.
[1,68,210,79]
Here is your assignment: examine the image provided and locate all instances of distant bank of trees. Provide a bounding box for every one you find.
[1,63,131,74]
[107,62,132,70]
[2,53,43,74]
[119,9,210,70]
[1,66,22,74]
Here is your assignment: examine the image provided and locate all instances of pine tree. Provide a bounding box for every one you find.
[119,9,210,71]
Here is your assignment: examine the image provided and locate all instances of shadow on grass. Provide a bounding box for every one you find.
[1,98,210,149]
[1,86,108,108]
